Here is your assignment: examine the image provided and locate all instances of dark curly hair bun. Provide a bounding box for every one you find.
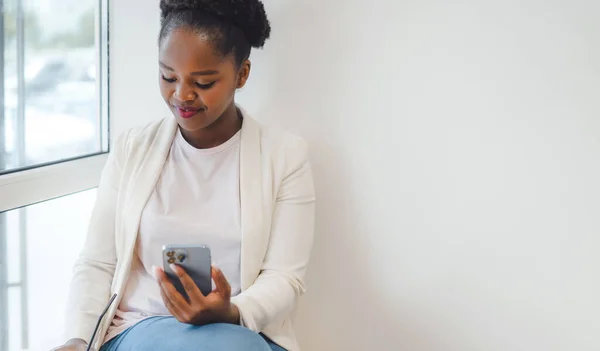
[160,0,271,49]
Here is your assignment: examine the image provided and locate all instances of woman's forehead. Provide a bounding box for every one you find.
[159,28,227,70]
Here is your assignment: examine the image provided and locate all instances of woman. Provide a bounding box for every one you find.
[52,1,315,350]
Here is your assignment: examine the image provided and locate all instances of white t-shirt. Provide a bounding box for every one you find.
[105,128,242,342]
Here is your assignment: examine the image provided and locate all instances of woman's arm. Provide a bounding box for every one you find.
[231,138,316,332]
[63,131,130,343]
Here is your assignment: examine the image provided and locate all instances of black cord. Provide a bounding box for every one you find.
[86,294,117,351]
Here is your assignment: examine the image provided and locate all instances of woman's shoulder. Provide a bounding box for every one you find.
[122,117,173,146]
[239,107,304,148]
[259,122,306,149]
[252,118,310,169]
[110,117,175,162]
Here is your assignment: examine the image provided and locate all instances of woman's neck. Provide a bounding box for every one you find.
[180,105,242,149]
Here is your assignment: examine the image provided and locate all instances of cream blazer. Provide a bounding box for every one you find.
[65,110,315,351]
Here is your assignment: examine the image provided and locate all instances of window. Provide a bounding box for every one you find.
[0,0,109,175]
[0,0,109,350]
[0,0,109,213]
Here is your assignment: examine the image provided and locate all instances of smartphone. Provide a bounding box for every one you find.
[162,244,212,298]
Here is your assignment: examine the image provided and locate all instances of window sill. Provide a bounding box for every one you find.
[0,154,108,212]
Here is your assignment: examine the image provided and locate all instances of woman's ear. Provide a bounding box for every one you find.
[237,60,251,89]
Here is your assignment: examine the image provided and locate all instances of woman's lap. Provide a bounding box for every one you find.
[100,317,286,351]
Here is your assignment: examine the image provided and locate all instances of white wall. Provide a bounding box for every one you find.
[111,1,600,350]
[109,0,169,137]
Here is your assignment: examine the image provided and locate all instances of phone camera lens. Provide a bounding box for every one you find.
[167,251,175,257]
[167,257,175,264]
[177,254,186,262]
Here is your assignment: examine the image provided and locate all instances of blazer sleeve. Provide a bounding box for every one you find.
[231,137,316,332]
[64,131,130,343]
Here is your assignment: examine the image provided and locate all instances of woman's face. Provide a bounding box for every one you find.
[158,28,248,132]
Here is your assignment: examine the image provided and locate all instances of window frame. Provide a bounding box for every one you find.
[0,0,111,213]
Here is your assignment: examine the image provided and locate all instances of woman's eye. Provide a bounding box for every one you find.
[162,76,176,83]
[196,82,215,90]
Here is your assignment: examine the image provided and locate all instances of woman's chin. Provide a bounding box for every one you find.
[175,114,215,131]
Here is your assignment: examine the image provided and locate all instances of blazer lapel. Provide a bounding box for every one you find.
[121,117,178,267]
[239,112,265,290]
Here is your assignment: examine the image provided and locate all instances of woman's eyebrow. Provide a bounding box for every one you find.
[159,62,219,76]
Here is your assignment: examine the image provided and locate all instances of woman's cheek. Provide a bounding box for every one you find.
[202,88,224,108]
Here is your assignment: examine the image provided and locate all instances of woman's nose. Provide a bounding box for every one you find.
[174,83,196,102]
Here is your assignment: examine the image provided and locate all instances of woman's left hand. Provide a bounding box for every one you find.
[154,265,240,326]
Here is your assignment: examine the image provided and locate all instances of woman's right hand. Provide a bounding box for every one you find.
[50,339,94,351]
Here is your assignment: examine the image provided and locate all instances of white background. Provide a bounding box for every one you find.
[109,1,600,350]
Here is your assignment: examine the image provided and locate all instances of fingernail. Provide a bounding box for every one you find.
[152,265,160,280]
[170,263,177,272]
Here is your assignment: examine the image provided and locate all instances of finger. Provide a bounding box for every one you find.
[156,267,186,315]
[154,266,189,317]
[212,266,231,301]
[170,264,206,303]
[159,282,186,320]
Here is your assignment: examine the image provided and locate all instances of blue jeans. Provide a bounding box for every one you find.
[100,316,286,351]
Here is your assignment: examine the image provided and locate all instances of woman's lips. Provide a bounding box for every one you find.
[175,107,202,119]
